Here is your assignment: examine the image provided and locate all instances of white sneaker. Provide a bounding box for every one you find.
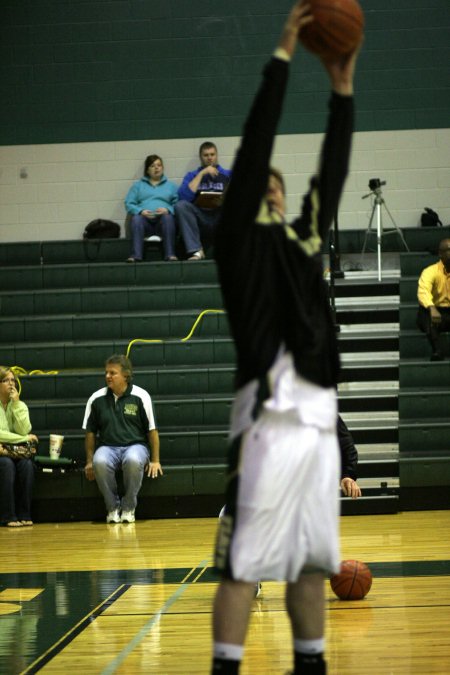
[121,510,135,523]
[106,509,120,523]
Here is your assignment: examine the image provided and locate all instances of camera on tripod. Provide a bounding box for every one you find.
[368,178,386,192]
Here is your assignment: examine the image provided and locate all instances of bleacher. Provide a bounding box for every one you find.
[398,251,450,510]
[3,226,450,520]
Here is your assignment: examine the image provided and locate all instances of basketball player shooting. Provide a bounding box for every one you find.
[211,2,361,673]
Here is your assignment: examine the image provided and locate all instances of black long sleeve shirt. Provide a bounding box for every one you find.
[215,55,354,391]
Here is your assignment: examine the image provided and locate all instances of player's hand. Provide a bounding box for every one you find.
[84,461,95,481]
[321,39,362,96]
[279,1,313,59]
[341,477,362,499]
[146,461,163,479]
[429,306,442,324]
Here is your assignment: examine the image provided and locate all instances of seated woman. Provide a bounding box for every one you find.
[125,154,179,262]
[0,367,38,527]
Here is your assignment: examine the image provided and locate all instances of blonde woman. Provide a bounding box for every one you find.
[0,367,38,527]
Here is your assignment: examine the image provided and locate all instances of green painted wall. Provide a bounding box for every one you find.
[1,0,449,145]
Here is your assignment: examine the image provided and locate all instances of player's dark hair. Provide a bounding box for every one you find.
[105,354,133,382]
[144,154,163,175]
[269,167,285,195]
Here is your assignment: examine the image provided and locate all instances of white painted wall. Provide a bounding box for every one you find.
[1,128,449,242]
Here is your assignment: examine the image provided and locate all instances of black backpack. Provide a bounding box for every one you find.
[421,208,442,228]
[83,219,121,239]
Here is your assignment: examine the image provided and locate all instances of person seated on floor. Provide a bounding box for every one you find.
[175,142,232,260]
[83,354,162,523]
[125,154,179,262]
[0,367,39,527]
[417,238,450,361]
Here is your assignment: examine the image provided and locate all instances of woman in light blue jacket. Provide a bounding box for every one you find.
[125,154,179,261]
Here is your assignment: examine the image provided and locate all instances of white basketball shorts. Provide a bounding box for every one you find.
[215,408,341,582]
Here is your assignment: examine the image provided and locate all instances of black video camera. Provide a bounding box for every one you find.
[368,178,386,191]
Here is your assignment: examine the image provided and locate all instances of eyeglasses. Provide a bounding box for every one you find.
[1,378,16,384]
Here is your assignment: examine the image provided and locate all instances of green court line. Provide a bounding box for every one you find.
[101,558,210,675]
[1,559,449,591]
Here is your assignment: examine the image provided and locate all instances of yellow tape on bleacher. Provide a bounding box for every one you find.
[10,309,226,387]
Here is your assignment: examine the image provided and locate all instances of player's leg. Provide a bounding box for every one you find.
[211,579,255,673]
[218,504,261,598]
[286,573,327,674]
[283,419,340,675]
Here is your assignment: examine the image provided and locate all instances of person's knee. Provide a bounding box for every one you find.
[122,457,145,477]
[130,215,145,234]
[286,574,325,637]
[122,446,147,472]
[22,458,35,477]
[286,573,325,611]
[160,214,176,233]
[175,200,197,219]
[175,200,187,214]
[0,457,15,478]
[93,453,113,475]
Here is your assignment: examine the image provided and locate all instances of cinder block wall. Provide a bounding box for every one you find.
[1,0,449,241]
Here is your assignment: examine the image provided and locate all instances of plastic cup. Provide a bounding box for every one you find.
[49,434,64,460]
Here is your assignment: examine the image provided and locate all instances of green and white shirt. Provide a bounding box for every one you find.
[82,384,156,447]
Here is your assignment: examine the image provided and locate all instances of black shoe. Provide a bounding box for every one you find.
[430,352,445,361]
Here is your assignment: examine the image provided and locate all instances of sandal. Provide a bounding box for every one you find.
[187,250,205,261]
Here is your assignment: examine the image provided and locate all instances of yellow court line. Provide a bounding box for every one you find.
[180,559,211,584]
[192,564,210,583]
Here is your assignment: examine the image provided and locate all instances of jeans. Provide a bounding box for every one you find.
[93,444,149,513]
[0,456,35,523]
[174,200,221,255]
[130,213,177,260]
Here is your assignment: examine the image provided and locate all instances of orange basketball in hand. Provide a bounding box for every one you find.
[299,0,364,59]
[330,559,372,600]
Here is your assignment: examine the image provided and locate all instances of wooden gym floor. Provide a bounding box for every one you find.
[1,510,450,674]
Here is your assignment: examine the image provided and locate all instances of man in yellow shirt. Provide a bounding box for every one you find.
[417,238,450,360]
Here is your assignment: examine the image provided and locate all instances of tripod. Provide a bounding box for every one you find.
[361,186,409,281]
